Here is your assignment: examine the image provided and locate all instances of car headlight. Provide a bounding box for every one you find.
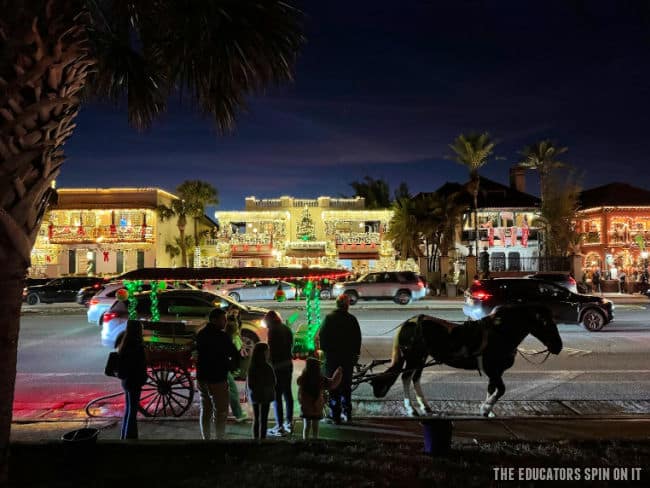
[334,283,343,289]
[260,319,267,328]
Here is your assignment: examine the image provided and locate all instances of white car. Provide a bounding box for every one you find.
[87,281,196,325]
[218,280,297,302]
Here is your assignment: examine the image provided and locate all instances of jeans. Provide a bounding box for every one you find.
[273,365,293,427]
[197,380,229,439]
[252,402,270,439]
[227,372,243,418]
[121,380,141,440]
[326,361,353,421]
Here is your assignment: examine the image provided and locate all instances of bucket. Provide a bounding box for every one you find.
[421,419,452,456]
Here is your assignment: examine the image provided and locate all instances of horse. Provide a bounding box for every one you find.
[369,305,563,417]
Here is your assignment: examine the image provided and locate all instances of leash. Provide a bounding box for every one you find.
[516,348,552,365]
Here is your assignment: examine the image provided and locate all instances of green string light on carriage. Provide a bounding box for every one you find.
[123,280,143,320]
[149,280,166,322]
[292,280,321,356]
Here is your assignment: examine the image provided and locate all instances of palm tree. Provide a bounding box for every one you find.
[387,198,422,260]
[176,180,218,267]
[518,140,568,201]
[449,132,496,257]
[350,177,391,209]
[0,2,303,478]
[165,236,194,267]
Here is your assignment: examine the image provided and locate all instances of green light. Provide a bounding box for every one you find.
[123,280,142,320]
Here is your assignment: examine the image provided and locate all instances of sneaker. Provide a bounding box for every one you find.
[235,412,248,423]
[267,426,288,437]
[283,422,293,433]
[321,416,340,425]
[341,413,352,424]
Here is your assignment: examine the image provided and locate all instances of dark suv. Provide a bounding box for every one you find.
[23,277,105,305]
[463,278,614,331]
[331,271,427,305]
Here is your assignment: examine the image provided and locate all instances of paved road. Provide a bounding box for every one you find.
[13,300,650,420]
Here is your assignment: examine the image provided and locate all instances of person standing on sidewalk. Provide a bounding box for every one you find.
[117,320,147,440]
[265,310,294,436]
[246,342,276,440]
[317,294,362,424]
[225,306,248,423]
[195,308,240,440]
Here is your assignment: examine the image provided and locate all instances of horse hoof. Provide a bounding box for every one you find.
[487,411,496,418]
[423,406,433,414]
[479,406,491,417]
[407,409,420,417]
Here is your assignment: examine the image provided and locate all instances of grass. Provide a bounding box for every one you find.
[9,439,650,487]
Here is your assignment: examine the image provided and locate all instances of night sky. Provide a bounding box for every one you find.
[59,0,650,211]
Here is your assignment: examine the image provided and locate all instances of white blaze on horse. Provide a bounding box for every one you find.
[370,305,563,417]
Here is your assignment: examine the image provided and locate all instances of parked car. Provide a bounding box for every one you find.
[24,278,51,288]
[219,280,297,302]
[526,272,578,294]
[81,281,197,325]
[100,290,269,358]
[463,278,614,331]
[331,271,427,305]
[23,276,105,305]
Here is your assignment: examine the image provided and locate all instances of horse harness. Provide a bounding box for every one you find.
[399,315,491,375]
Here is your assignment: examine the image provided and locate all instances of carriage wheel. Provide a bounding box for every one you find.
[138,365,194,417]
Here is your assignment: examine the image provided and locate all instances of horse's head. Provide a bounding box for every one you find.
[527,307,563,355]
[369,371,400,398]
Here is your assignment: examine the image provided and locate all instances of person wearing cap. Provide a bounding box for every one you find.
[195,308,240,439]
[316,294,362,424]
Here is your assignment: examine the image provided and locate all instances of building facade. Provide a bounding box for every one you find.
[436,173,543,274]
[30,188,199,278]
[206,196,404,273]
[575,183,650,280]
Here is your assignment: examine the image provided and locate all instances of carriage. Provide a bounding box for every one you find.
[87,266,351,419]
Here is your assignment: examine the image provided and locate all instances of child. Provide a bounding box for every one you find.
[297,357,342,440]
[246,342,276,440]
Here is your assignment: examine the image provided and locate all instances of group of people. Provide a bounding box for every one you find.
[115,293,362,441]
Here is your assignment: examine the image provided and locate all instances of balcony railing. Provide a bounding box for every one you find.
[47,225,153,243]
[335,232,380,245]
[480,255,570,273]
[461,228,539,245]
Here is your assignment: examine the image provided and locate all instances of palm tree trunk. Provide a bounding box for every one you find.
[473,191,480,258]
[0,4,93,480]
[179,228,187,267]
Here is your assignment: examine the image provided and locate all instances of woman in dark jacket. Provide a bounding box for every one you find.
[117,320,148,439]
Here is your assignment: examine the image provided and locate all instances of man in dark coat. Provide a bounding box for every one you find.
[195,308,240,439]
[317,294,362,424]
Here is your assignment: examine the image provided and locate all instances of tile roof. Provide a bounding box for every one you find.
[579,183,650,209]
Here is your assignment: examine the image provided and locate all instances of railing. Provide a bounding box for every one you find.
[335,232,381,245]
[293,199,318,207]
[47,225,154,243]
[248,199,282,207]
[461,228,540,244]
[329,198,365,209]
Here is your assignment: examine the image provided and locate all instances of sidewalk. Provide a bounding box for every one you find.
[12,414,650,445]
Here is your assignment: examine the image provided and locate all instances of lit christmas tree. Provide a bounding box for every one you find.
[296,206,315,241]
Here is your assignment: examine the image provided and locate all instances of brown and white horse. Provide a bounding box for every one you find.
[370,305,563,417]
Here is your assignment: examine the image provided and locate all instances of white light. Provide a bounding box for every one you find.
[642,251,649,259]
[86,251,94,260]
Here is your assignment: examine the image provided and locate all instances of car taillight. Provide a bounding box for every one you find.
[102,312,119,322]
[568,277,576,285]
[471,290,492,300]
[93,282,101,289]
[417,281,424,288]
[90,299,100,306]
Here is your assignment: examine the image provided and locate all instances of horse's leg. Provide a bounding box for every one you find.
[401,369,419,416]
[480,375,505,418]
[412,367,433,414]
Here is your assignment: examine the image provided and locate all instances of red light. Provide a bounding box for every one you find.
[417,281,424,288]
[102,312,119,322]
[93,283,101,288]
[471,290,492,300]
[568,277,576,285]
[90,299,99,306]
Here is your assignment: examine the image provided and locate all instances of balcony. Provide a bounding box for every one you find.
[461,228,539,246]
[335,232,380,245]
[47,225,154,244]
